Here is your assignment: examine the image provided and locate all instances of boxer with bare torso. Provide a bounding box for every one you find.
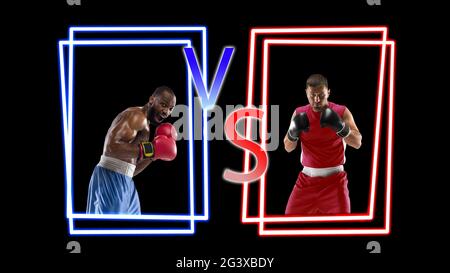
[87,86,177,215]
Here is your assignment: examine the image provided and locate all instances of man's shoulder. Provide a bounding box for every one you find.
[119,107,146,123]
[122,107,145,116]
[328,102,347,115]
[328,101,346,108]
[295,104,310,113]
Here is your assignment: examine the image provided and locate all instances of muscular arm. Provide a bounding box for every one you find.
[342,108,362,149]
[104,111,147,160]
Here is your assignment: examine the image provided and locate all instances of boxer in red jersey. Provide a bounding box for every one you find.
[284,74,362,215]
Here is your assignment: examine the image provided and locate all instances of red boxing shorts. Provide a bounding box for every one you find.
[285,171,350,215]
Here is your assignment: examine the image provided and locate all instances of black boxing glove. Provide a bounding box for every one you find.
[287,112,310,141]
[320,108,351,138]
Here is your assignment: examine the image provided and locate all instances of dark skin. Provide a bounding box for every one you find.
[102,90,176,176]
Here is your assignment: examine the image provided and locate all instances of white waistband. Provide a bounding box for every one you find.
[98,155,136,177]
[302,165,344,177]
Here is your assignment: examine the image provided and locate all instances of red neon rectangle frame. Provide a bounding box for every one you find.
[242,27,396,236]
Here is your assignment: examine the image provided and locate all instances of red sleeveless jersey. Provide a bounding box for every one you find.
[295,102,347,168]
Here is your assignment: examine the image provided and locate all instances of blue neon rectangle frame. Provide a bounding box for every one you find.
[58,26,210,235]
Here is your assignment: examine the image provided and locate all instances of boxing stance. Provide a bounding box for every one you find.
[284,74,362,215]
[86,86,177,215]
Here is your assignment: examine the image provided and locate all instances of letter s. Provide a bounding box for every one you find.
[223,108,268,183]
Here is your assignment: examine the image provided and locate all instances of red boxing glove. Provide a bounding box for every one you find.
[155,123,178,140]
[152,135,177,161]
[139,123,178,161]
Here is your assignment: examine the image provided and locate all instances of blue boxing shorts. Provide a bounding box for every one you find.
[86,155,141,215]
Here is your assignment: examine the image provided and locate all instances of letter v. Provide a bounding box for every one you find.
[183,47,234,110]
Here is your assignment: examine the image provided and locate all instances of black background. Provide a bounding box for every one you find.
[17,0,438,268]
[72,45,193,214]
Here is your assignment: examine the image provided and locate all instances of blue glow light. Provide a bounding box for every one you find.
[59,26,210,235]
